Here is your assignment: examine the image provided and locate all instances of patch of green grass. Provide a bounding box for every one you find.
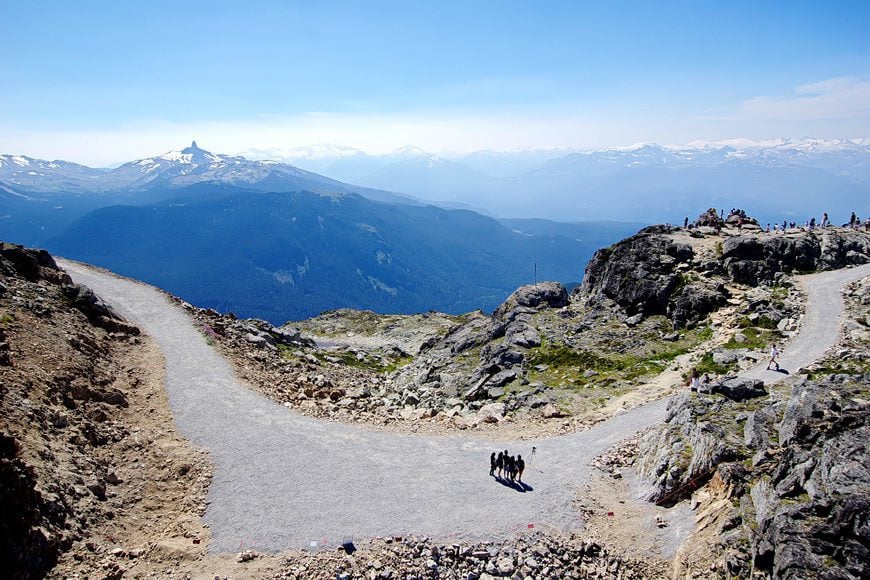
[382,356,414,373]
[0,312,14,326]
[770,285,789,303]
[695,352,734,375]
[807,359,870,380]
[724,327,781,350]
[696,326,714,341]
[528,343,618,372]
[737,316,778,330]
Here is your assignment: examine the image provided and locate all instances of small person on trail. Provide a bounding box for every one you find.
[767,344,781,370]
[496,451,504,478]
[683,217,689,229]
[490,452,496,477]
[688,368,701,391]
[517,455,525,483]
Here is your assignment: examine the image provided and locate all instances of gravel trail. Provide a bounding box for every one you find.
[742,263,870,383]
[58,260,868,553]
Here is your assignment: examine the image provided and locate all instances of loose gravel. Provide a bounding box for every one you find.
[58,260,868,553]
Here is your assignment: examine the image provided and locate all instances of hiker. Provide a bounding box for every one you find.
[683,217,688,229]
[767,344,781,370]
[502,449,509,478]
[490,452,496,476]
[517,455,525,482]
[850,212,856,228]
[821,213,829,228]
[690,368,701,390]
[809,217,816,231]
[496,451,504,478]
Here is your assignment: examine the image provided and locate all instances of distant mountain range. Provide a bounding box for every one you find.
[0,141,422,246]
[238,138,870,224]
[0,142,640,322]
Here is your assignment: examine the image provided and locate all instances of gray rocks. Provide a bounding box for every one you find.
[62,283,140,335]
[723,231,870,285]
[0,242,71,285]
[749,379,870,579]
[668,284,728,328]
[578,232,694,317]
[636,392,740,504]
[493,281,569,318]
[715,378,767,401]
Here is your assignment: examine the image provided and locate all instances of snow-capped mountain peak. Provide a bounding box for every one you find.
[389,145,430,158]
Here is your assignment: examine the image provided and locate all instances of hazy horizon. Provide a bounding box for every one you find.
[2,1,869,167]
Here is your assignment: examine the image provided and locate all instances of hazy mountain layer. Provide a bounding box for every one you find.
[47,188,638,322]
[240,138,870,224]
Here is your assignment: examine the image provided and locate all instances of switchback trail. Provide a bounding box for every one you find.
[59,260,869,552]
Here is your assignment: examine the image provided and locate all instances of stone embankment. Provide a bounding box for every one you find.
[632,274,870,578]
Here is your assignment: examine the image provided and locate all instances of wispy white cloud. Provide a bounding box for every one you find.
[2,77,869,166]
[0,112,651,166]
[735,77,870,120]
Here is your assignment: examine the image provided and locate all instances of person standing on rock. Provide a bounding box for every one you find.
[821,213,829,228]
[517,455,525,483]
[490,452,497,477]
[767,344,781,370]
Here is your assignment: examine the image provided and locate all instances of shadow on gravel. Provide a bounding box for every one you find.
[494,477,534,493]
[770,368,790,375]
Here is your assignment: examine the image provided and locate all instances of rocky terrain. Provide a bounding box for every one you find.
[0,243,212,578]
[617,275,870,579]
[3,213,868,578]
[183,218,869,439]
[1,242,670,578]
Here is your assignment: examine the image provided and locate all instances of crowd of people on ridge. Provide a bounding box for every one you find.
[676,208,868,234]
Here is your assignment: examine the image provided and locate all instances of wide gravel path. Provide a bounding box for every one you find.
[742,263,870,383]
[59,260,869,553]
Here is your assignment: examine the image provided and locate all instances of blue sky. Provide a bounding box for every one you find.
[2,0,869,164]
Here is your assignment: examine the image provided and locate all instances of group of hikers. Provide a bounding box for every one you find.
[678,209,867,234]
[490,449,525,483]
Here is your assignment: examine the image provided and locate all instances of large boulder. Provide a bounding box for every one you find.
[493,282,568,319]
[577,233,694,316]
[715,378,767,401]
[61,284,140,335]
[695,208,724,227]
[668,284,729,328]
[0,243,70,285]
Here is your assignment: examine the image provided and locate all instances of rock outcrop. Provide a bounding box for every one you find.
[636,374,870,579]
[723,231,870,285]
[578,232,694,317]
[576,225,869,328]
